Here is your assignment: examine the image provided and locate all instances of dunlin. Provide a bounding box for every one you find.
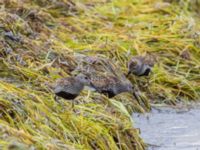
[54,74,90,100]
[127,55,154,77]
[87,73,133,98]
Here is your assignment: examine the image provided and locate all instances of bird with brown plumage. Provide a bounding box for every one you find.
[127,55,155,77]
[85,73,133,98]
[53,73,90,100]
[84,72,144,106]
[73,55,143,100]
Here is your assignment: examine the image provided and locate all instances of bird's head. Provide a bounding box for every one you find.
[129,59,139,69]
[125,81,134,92]
[126,59,139,77]
[75,73,90,86]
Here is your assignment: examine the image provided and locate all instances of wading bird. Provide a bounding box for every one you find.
[87,73,133,98]
[127,55,154,77]
[54,74,90,100]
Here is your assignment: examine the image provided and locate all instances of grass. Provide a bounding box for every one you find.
[0,0,200,149]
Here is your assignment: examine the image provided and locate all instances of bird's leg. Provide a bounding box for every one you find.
[132,86,151,111]
[72,101,75,110]
[132,90,140,102]
[132,85,140,102]
[133,89,146,110]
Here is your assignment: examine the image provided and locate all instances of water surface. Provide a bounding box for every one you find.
[133,107,200,150]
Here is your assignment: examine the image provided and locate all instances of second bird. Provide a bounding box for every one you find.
[127,55,154,77]
[87,73,133,98]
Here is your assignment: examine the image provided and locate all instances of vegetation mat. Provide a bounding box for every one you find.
[0,0,200,149]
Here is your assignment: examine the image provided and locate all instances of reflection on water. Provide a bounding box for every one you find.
[132,107,200,150]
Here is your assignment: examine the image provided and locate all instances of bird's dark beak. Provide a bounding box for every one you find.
[132,87,140,102]
[132,91,139,101]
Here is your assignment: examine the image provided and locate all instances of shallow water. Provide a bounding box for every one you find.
[132,107,200,150]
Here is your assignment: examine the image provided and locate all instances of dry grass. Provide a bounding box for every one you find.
[0,0,200,149]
